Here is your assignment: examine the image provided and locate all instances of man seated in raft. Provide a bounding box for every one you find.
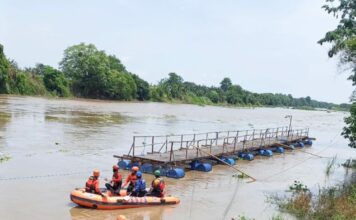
[131,171,147,197]
[122,166,138,193]
[147,170,165,197]
[85,170,105,196]
[105,165,122,196]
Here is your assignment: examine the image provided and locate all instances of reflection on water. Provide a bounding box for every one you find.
[0,95,354,220]
[45,111,129,126]
[69,206,166,220]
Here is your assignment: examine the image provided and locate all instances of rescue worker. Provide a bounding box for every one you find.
[105,165,122,195]
[85,170,105,196]
[148,170,165,197]
[122,166,139,193]
[132,171,146,197]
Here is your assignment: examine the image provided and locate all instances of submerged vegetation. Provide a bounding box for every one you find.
[0,43,350,111]
[325,155,338,176]
[0,155,11,163]
[271,173,356,220]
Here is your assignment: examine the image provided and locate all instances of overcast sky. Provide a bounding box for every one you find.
[0,0,353,104]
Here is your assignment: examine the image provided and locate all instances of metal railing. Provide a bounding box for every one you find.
[127,126,310,160]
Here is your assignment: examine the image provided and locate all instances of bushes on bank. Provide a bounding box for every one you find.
[0,43,350,112]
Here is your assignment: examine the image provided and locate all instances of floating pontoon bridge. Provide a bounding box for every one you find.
[114,126,312,178]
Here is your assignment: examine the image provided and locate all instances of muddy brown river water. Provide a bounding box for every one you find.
[0,95,355,220]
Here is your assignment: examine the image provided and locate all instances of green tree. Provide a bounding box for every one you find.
[108,55,126,72]
[220,77,232,92]
[318,0,356,57]
[0,44,10,93]
[159,73,185,99]
[132,74,150,100]
[42,65,70,97]
[319,0,356,148]
[342,103,356,147]
[226,85,244,104]
[106,70,137,100]
[59,43,111,98]
[208,90,219,103]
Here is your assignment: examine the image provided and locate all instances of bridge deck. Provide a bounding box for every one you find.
[116,128,309,165]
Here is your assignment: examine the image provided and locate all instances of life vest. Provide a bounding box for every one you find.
[126,173,137,185]
[112,172,122,186]
[134,179,146,192]
[85,176,99,193]
[152,177,165,192]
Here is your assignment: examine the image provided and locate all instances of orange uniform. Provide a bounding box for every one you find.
[85,176,100,194]
[123,173,137,187]
[112,172,122,187]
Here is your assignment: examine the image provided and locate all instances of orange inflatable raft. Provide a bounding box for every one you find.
[70,189,180,210]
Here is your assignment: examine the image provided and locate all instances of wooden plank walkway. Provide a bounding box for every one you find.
[115,127,309,165]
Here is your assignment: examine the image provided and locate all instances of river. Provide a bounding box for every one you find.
[0,95,354,220]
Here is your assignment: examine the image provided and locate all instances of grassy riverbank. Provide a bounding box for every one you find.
[271,163,356,220]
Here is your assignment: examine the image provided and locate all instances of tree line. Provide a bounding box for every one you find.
[318,0,355,148]
[0,43,350,111]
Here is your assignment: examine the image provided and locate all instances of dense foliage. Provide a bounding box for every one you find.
[0,43,350,111]
[319,0,356,148]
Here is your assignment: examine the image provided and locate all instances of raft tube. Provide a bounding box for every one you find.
[70,189,180,210]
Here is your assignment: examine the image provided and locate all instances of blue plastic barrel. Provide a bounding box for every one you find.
[244,153,254,161]
[258,149,265,155]
[220,157,236,166]
[225,158,236,166]
[118,160,131,170]
[166,168,185,179]
[153,167,167,176]
[127,162,140,170]
[238,152,254,161]
[140,163,153,173]
[239,153,247,158]
[276,147,285,153]
[304,140,313,146]
[259,149,273,156]
[196,163,212,172]
[264,150,273,156]
[190,160,200,170]
[297,142,305,148]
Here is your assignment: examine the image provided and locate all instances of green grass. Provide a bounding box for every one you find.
[271,177,356,220]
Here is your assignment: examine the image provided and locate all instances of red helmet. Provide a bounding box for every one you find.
[131,166,139,172]
[113,165,119,171]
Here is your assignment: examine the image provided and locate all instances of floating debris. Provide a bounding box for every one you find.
[0,155,11,163]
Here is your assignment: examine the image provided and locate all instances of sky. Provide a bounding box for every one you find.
[0,0,354,104]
